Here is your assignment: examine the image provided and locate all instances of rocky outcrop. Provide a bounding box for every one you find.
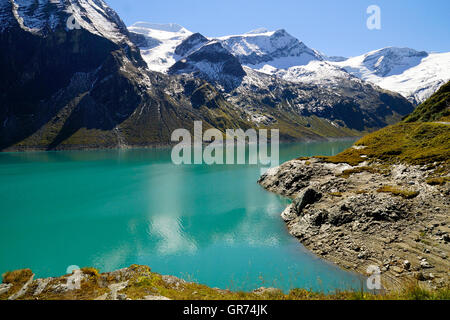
[259,159,450,291]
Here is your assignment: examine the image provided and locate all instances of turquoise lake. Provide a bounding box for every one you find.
[0,140,366,292]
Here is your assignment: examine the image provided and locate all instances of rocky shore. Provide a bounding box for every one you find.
[258,158,449,291]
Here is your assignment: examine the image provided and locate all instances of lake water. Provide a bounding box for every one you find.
[0,140,366,292]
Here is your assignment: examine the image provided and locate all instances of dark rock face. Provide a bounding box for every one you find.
[258,158,450,290]
[129,31,162,49]
[174,33,209,57]
[0,1,247,150]
[293,188,322,215]
[169,41,246,91]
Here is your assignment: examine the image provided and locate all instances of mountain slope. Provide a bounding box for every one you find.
[404,81,450,123]
[167,32,414,133]
[323,81,450,166]
[0,0,252,150]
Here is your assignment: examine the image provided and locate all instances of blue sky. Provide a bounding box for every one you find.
[106,0,450,57]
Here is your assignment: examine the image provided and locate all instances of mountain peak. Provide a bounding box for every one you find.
[218,28,323,69]
[129,22,190,34]
[245,27,270,35]
[1,0,130,44]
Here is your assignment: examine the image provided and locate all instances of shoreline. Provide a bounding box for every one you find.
[1,265,448,300]
[258,158,450,292]
[0,136,361,154]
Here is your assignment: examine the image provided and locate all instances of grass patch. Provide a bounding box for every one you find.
[80,267,100,278]
[426,176,450,186]
[377,186,419,199]
[2,269,33,284]
[314,82,450,166]
[338,166,384,179]
[404,81,450,123]
[320,123,450,166]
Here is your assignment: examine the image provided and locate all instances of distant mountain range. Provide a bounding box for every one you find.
[0,0,444,151]
[132,22,450,105]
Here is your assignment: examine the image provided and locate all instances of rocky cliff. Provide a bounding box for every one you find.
[258,82,450,291]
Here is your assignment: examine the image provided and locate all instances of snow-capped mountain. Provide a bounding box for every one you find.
[0,0,131,44]
[0,5,416,151]
[329,47,450,104]
[130,22,449,105]
[128,22,192,73]
[218,28,324,70]
[273,61,365,89]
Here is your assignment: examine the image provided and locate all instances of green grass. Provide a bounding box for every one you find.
[404,81,450,123]
[426,176,450,186]
[377,185,420,199]
[319,122,450,166]
[315,81,450,167]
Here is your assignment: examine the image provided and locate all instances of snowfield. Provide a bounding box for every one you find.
[331,48,450,104]
[128,22,192,73]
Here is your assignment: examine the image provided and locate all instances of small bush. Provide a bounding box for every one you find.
[2,269,33,284]
[80,267,100,278]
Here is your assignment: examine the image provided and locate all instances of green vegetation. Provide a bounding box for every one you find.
[320,122,449,166]
[2,269,33,285]
[316,81,450,167]
[404,81,450,123]
[426,176,450,186]
[338,166,387,178]
[377,185,420,199]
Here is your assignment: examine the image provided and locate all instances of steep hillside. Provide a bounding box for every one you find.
[404,81,450,123]
[0,0,251,151]
[322,81,450,166]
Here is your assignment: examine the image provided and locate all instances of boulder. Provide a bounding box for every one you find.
[293,188,322,215]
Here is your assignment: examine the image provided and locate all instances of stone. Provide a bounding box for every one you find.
[391,266,403,274]
[293,188,322,215]
[0,283,12,295]
[281,204,297,222]
[403,260,411,270]
[420,259,433,269]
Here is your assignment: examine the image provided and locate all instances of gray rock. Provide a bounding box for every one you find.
[143,295,171,300]
[0,283,12,295]
[281,204,297,222]
[403,260,411,270]
[293,188,322,215]
[420,259,433,269]
[8,273,34,300]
